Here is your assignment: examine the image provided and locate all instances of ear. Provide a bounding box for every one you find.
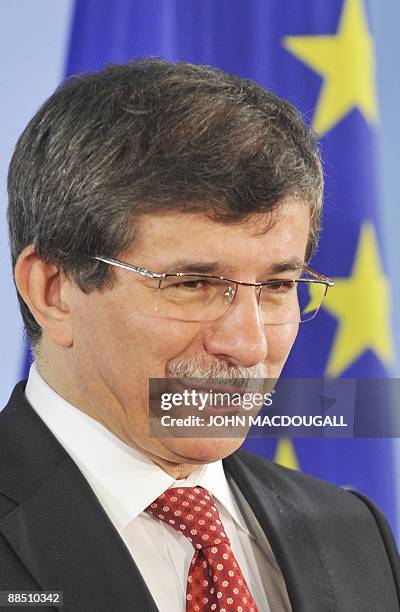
[14,245,73,348]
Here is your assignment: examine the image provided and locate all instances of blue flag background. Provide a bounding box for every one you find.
[19,0,398,537]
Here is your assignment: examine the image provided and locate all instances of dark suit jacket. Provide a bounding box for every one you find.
[1,381,399,612]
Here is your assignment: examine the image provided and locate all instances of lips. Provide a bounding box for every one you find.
[173,381,247,416]
[174,376,265,394]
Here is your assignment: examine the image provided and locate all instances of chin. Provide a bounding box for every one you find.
[162,436,246,464]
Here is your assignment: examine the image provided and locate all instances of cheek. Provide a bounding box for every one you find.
[86,305,205,378]
[266,324,299,365]
[70,286,206,380]
[140,319,206,376]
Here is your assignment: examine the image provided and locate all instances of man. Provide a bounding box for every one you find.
[1,58,399,611]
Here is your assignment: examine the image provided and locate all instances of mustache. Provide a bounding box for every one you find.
[166,355,268,392]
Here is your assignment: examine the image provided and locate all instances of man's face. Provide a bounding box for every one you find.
[64,199,310,468]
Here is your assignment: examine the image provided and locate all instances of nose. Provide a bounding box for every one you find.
[203,284,268,368]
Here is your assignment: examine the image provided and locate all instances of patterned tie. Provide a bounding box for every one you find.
[145,486,258,612]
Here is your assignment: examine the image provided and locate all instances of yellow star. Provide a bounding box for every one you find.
[274,439,300,470]
[320,222,394,376]
[283,0,378,135]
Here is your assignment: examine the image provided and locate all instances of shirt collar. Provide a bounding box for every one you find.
[25,363,250,536]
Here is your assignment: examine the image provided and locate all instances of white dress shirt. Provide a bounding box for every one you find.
[25,363,291,612]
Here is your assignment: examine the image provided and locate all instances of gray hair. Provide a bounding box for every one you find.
[7,58,323,346]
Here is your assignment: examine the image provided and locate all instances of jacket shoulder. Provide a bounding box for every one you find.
[230,448,380,507]
[0,381,67,505]
[225,447,399,551]
[227,448,400,590]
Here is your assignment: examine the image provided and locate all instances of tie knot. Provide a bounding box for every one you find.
[145,486,230,551]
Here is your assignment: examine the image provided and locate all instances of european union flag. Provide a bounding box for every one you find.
[23,0,397,536]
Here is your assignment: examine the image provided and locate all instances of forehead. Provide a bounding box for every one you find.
[125,199,310,275]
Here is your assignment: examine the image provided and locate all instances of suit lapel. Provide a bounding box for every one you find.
[0,383,158,612]
[223,451,335,612]
[1,383,334,611]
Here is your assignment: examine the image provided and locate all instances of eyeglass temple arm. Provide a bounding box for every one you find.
[304,265,335,286]
[94,256,334,287]
[93,256,163,279]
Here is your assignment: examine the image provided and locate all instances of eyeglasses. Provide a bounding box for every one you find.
[93,255,334,325]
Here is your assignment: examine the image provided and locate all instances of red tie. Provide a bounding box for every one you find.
[145,486,258,612]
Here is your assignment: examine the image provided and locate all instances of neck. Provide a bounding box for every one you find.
[149,456,201,480]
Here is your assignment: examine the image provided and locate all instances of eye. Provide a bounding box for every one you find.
[265,280,296,292]
[177,280,208,290]
[162,277,212,291]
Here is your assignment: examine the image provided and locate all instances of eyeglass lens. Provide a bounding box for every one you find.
[149,276,326,324]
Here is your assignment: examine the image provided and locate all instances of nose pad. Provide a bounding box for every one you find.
[255,285,264,321]
[223,284,236,306]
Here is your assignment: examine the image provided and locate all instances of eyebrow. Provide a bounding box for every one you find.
[163,261,231,275]
[162,257,306,277]
[267,257,306,275]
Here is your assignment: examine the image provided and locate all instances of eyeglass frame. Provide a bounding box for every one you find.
[92,255,334,324]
